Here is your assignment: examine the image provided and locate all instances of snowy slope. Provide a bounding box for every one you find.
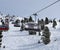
[0,21,60,50]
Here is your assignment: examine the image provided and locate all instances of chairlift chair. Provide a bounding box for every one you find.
[24,22,41,32]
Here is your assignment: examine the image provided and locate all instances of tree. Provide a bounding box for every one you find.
[15,19,20,24]
[29,16,33,22]
[20,19,24,31]
[42,26,51,45]
[38,19,41,36]
[45,17,49,24]
[21,19,24,23]
[59,19,60,22]
[20,23,24,31]
[52,19,57,28]
[38,19,45,30]
[1,19,5,25]
[41,19,45,30]
[24,17,28,23]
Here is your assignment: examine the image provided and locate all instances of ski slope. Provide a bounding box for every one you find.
[0,21,60,50]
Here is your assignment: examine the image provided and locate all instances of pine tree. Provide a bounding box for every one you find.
[15,19,20,24]
[45,17,49,24]
[29,16,33,22]
[38,19,45,30]
[59,19,60,22]
[38,19,41,36]
[20,21,24,31]
[1,19,4,25]
[42,26,51,45]
[24,17,28,23]
[41,19,45,30]
[21,20,24,23]
[52,19,57,28]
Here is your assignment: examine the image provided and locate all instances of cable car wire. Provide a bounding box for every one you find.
[27,0,60,17]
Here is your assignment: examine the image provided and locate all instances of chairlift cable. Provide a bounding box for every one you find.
[27,0,60,17]
[36,0,60,14]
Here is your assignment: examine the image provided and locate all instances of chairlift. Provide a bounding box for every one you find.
[23,22,41,32]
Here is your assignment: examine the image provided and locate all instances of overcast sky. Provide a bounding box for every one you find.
[0,0,60,19]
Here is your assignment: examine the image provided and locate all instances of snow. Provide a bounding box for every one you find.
[0,20,60,50]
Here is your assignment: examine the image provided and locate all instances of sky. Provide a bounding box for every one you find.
[0,0,60,19]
